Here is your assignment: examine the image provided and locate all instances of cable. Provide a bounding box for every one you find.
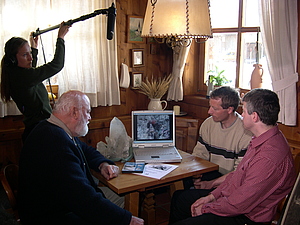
[39,35,56,105]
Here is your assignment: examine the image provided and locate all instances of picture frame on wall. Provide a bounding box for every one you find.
[131,72,143,88]
[132,49,144,67]
[127,15,145,43]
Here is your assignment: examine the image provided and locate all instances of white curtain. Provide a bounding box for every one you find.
[259,0,298,126]
[167,41,191,101]
[0,0,119,117]
[0,0,51,117]
[54,0,120,107]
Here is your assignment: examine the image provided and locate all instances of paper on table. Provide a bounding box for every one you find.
[134,164,178,179]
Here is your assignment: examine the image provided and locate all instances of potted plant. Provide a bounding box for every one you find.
[207,66,229,86]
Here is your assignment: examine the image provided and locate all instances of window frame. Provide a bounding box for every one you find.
[207,0,260,89]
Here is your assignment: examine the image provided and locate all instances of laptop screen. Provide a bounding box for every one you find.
[131,110,175,148]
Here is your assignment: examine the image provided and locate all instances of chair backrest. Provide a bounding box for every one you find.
[0,164,19,219]
[277,172,300,225]
[3,164,19,199]
[0,172,16,208]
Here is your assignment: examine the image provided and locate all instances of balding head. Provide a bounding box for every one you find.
[53,90,91,137]
[53,90,89,115]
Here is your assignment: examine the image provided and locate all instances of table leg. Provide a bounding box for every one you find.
[125,191,140,216]
[141,192,156,225]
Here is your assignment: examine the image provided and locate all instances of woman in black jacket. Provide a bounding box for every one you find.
[0,22,70,142]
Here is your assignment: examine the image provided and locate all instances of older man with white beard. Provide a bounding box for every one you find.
[18,90,144,225]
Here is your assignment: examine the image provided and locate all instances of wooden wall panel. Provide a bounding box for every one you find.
[1,0,299,168]
[290,143,300,174]
[0,140,22,168]
[87,0,173,120]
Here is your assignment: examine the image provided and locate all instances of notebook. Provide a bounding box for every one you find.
[131,110,182,163]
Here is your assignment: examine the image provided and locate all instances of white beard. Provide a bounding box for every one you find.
[78,124,89,137]
[75,120,89,137]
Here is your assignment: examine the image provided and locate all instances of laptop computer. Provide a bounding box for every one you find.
[131,110,182,163]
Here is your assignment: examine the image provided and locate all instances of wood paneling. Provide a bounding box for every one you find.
[110,0,173,119]
[180,2,300,144]
[0,0,174,168]
[288,140,300,174]
[1,0,299,169]
[0,140,22,168]
[175,117,200,154]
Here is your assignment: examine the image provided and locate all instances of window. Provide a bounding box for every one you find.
[205,0,271,90]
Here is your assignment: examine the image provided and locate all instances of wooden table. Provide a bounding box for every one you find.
[91,150,218,224]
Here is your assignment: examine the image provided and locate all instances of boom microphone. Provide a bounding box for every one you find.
[107,3,116,40]
[32,3,116,40]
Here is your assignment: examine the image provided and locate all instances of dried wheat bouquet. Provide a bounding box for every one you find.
[138,74,173,99]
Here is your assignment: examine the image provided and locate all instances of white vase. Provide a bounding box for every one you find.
[148,98,167,110]
[250,64,263,89]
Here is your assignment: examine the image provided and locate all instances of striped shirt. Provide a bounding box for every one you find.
[193,112,252,174]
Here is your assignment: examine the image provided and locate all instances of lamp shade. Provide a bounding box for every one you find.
[141,0,212,39]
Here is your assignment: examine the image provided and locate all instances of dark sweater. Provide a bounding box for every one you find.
[18,120,132,225]
[9,38,65,127]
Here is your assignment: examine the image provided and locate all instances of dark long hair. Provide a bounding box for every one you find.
[1,37,28,102]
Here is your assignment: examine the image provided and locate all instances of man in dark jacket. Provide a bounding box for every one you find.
[18,90,144,225]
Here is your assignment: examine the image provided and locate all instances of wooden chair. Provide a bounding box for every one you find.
[269,144,300,224]
[276,172,300,225]
[3,164,19,199]
[0,164,19,221]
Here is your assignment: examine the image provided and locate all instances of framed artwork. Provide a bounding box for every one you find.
[127,15,145,43]
[132,49,144,67]
[131,72,143,88]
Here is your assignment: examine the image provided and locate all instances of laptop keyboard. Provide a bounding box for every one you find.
[134,147,178,156]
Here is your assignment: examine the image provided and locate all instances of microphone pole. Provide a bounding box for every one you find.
[33,2,116,40]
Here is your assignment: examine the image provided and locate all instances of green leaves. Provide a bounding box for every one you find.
[207,66,229,86]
